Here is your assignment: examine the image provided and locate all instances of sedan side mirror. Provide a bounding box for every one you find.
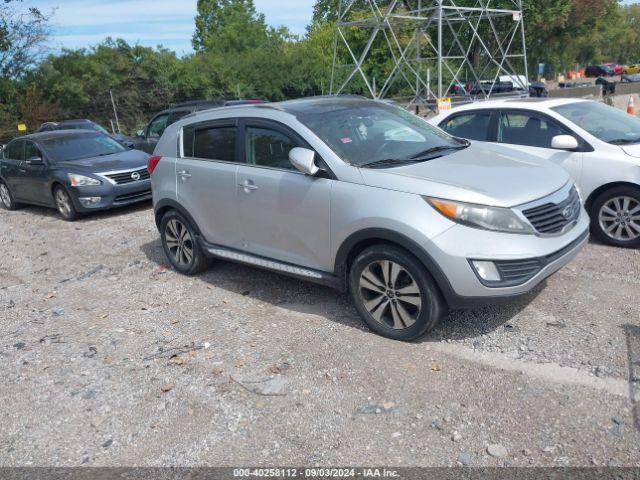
[551,135,579,151]
[289,147,319,176]
[26,156,44,165]
[135,129,145,138]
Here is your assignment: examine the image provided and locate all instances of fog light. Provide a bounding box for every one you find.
[79,196,101,207]
[471,260,501,282]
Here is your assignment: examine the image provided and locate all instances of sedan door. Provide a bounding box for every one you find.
[235,119,332,271]
[176,119,241,248]
[19,141,50,205]
[497,109,584,186]
[1,140,25,199]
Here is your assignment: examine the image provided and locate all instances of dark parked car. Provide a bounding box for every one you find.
[469,80,514,95]
[132,99,267,153]
[585,64,615,78]
[0,130,151,221]
[38,119,135,149]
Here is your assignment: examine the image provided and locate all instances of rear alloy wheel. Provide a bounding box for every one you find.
[591,186,640,248]
[0,181,19,210]
[160,210,209,275]
[53,186,79,221]
[349,245,446,341]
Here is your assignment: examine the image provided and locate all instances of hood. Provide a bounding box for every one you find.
[359,142,570,208]
[620,144,640,159]
[56,148,150,172]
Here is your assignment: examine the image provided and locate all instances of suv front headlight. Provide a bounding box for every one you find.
[68,173,101,187]
[425,197,534,234]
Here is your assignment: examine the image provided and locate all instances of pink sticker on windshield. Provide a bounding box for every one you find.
[340,137,353,144]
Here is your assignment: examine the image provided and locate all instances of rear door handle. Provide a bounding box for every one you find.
[238,180,259,192]
[177,170,191,179]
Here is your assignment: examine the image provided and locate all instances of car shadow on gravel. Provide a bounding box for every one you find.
[140,239,541,341]
[10,200,151,222]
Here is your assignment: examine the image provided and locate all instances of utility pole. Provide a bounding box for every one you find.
[109,90,121,134]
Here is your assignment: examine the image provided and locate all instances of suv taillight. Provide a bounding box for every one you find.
[148,155,162,175]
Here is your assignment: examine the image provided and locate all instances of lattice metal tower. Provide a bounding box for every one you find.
[330,0,529,107]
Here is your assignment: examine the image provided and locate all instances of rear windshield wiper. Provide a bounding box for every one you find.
[410,144,469,160]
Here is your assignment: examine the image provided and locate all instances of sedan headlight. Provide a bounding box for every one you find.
[426,197,534,234]
[68,173,101,187]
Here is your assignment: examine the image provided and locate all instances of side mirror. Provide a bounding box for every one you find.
[136,129,145,138]
[289,147,319,176]
[26,156,44,165]
[551,135,579,151]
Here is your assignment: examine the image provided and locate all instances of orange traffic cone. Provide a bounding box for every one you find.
[628,97,636,116]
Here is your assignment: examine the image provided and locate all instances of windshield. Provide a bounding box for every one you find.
[41,132,126,162]
[552,102,640,145]
[298,102,464,166]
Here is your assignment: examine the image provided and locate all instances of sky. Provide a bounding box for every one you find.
[18,0,639,55]
[20,0,316,55]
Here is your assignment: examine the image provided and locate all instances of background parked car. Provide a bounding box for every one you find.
[603,63,624,75]
[38,119,135,149]
[585,64,615,77]
[621,73,640,83]
[430,98,640,248]
[623,64,640,74]
[132,99,267,154]
[0,130,151,220]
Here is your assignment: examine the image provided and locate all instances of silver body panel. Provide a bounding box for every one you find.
[153,100,588,302]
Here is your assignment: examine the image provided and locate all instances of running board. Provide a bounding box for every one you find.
[198,238,344,291]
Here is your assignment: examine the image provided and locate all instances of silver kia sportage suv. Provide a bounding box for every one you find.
[149,97,589,341]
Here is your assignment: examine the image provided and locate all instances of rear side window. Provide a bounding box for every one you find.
[498,111,569,148]
[440,112,492,141]
[183,126,236,162]
[4,141,24,161]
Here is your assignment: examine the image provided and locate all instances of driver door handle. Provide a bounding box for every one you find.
[238,180,259,192]
[177,170,191,179]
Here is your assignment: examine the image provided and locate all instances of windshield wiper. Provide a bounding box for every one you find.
[360,158,422,169]
[410,144,469,160]
[609,137,640,145]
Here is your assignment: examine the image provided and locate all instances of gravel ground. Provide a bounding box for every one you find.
[0,202,639,467]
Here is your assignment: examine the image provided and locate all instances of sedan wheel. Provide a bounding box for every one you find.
[165,218,195,267]
[598,196,640,243]
[359,260,422,330]
[0,183,13,209]
[54,187,78,221]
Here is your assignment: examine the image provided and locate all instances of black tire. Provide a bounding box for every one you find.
[590,186,640,248]
[53,185,80,221]
[160,210,210,275]
[348,244,447,341]
[0,180,19,210]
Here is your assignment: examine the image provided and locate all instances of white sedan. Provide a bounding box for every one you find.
[429,98,640,248]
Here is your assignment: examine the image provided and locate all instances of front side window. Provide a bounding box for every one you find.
[245,127,297,170]
[147,114,169,138]
[24,141,42,160]
[441,112,493,141]
[552,101,640,145]
[183,126,237,162]
[298,102,463,166]
[498,111,569,148]
[40,132,126,162]
[4,141,24,161]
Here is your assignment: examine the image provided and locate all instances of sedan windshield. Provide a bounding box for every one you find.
[552,101,640,145]
[41,132,126,162]
[298,102,466,167]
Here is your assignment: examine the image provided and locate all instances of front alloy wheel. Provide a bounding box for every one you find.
[591,186,640,248]
[349,245,446,341]
[54,186,79,221]
[359,260,422,330]
[0,182,16,210]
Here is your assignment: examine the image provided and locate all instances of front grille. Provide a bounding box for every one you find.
[522,187,581,235]
[114,189,151,203]
[105,168,150,185]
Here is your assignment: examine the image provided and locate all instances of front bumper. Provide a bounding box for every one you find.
[69,179,152,212]
[426,207,590,304]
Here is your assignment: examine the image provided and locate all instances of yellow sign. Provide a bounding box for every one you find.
[437,98,452,113]
[17,123,27,132]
